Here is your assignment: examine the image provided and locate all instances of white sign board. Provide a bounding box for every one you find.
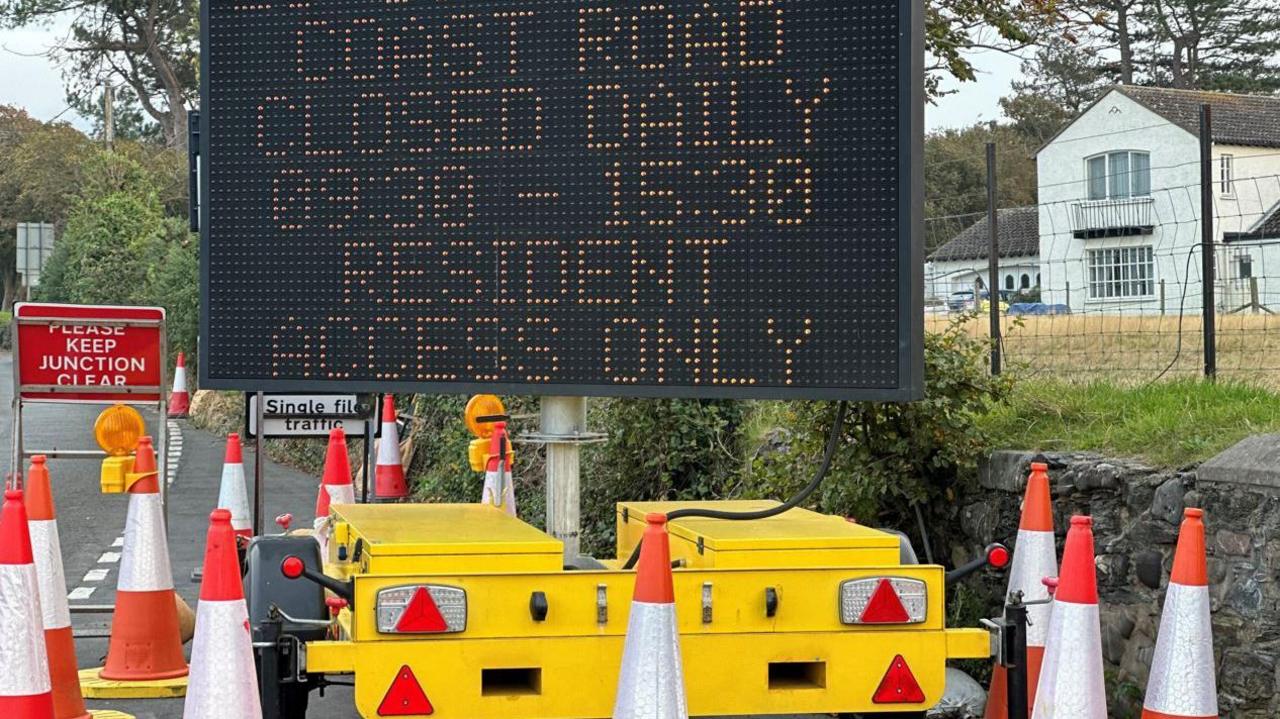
[16,223,55,288]
[246,393,377,438]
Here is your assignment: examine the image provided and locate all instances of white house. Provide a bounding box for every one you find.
[925,207,1040,303]
[1037,86,1280,314]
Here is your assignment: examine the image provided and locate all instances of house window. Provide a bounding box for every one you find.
[1220,155,1234,196]
[1005,275,1015,290]
[1086,151,1151,200]
[1087,246,1155,299]
[1021,274,1031,289]
[1238,254,1253,280]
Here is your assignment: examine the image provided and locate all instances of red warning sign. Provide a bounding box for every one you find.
[14,303,165,403]
[378,665,434,716]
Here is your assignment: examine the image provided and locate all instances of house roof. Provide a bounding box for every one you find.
[1037,86,1280,153]
[1224,200,1280,242]
[928,207,1039,262]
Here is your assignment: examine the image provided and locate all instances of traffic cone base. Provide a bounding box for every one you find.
[99,590,189,681]
[1032,601,1106,719]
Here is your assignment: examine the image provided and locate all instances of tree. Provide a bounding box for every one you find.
[1139,0,1280,92]
[923,123,1039,246]
[0,0,198,149]
[926,0,1077,98]
[0,109,94,306]
[999,38,1113,146]
[1062,0,1144,84]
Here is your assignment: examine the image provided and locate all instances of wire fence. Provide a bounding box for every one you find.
[924,169,1280,387]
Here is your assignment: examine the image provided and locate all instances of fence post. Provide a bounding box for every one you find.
[1250,277,1261,315]
[986,142,1001,376]
[1160,279,1166,316]
[1199,104,1216,380]
[1066,281,1070,308]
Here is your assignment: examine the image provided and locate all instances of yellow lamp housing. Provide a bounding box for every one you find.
[100,456,132,494]
[95,404,145,494]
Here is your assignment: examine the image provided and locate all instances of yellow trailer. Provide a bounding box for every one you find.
[249,500,995,719]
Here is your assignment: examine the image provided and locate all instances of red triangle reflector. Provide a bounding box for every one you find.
[378,665,434,716]
[860,578,909,623]
[396,587,448,632]
[872,654,926,704]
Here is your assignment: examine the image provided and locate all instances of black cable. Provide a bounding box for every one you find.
[621,401,848,570]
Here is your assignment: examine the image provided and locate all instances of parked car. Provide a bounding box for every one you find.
[947,290,1009,314]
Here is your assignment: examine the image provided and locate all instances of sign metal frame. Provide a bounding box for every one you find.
[7,303,170,523]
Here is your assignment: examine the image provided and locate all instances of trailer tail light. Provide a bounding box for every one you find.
[838,577,926,624]
[376,585,467,634]
[872,654,925,704]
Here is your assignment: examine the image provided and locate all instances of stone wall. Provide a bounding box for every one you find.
[957,443,1280,719]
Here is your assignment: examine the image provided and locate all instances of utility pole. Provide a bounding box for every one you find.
[1199,104,1216,380]
[986,142,1001,375]
[103,84,115,150]
[103,84,115,149]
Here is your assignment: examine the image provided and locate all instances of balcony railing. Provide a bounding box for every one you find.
[1072,196,1156,239]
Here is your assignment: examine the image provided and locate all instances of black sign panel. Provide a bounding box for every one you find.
[199,0,923,400]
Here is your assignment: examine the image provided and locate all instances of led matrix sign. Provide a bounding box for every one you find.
[199,0,923,400]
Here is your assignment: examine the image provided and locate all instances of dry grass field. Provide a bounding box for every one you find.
[927,312,1280,387]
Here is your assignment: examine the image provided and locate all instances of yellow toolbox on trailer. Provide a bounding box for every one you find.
[617,500,903,568]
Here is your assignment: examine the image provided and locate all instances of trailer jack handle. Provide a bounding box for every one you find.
[280,556,355,608]
[980,590,1052,719]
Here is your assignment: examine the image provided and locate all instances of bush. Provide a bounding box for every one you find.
[146,219,200,377]
[746,318,1011,558]
[38,191,166,306]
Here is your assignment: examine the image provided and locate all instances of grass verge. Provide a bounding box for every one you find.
[977,377,1280,466]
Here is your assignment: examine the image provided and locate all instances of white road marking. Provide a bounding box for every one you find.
[98,551,121,563]
[83,569,109,582]
[112,536,124,547]
[68,587,95,600]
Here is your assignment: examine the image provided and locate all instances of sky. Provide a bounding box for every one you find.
[0,24,1022,134]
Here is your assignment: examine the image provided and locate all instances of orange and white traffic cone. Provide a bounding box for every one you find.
[218,433,253,538]
[314,428,356,559]
[986,460,1058,719]
[613,513,687,719]
[168,351,190,418]
[26,457,91,719]
[101,437,188,681]
[1141,508,1216,719]
[0,488,56,718]
[184,509,262,719]
[481,421,516,516]
[375,396,409,501]
[1032,515,1106,719]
